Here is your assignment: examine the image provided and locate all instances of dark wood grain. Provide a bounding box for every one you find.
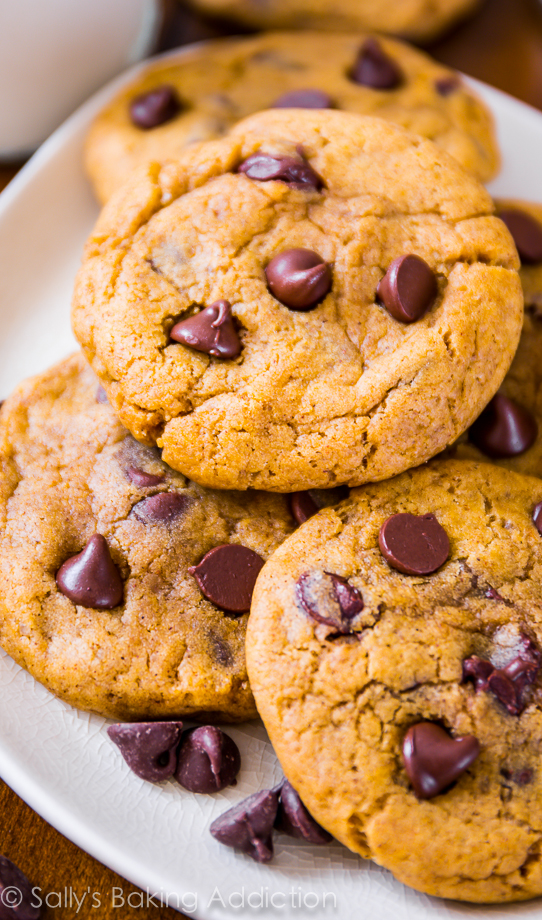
[2,0,542,916]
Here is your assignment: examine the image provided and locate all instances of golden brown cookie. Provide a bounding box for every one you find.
[183,0,479,43]
[85,32,498,203]
[247,460,542,902]
[446,200,542,476]
[0,353,294,720]
[73,108,522,493]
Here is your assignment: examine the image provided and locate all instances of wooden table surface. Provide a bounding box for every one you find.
[2,0,542,916]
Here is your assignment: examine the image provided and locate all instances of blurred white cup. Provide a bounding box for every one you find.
[0,0,161,160]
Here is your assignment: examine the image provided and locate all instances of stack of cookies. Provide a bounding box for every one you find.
[5,10,542,905]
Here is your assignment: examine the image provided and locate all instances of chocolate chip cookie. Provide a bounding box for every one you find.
[0,353,294,720]
[184,0,479,43]
[73,108,522,492]
[85,32,498,203]
[247,460,542,902]
[447,200,542,476]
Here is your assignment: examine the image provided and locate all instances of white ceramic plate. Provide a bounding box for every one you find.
[1,53,542,920]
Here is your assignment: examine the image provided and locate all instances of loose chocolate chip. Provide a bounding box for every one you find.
[402,722,480,799]
[533,501,542,535]
[289,487,349,525]
[126,466,165,488]
[499,208,542,264]
[170,300,241,359]
[96,385,109,405]
[376,254,437,323]
[463,635,540,715]
[189,544,265,613]
[296,570,364,633]
[468,393,538,458]
[56,534,123,609]
[210,788,279,863]
[271,89,333,109]
[378,513,449,576]
[237,152,322,190]
[275,780,332,844]
[175,726,240,793]
[266,249,331,310]
[435,75,461,96]
[350,38,402,89]
[133,492,190,524]
[107,721,183,783]
[0,855,40,920]
[129,85,181,129]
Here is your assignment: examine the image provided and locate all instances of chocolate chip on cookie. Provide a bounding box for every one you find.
[108,721,183,782]
[132,492,190,524]
[289,486,349,525]
[126,466,165,488]
[296,570,364,633]
[170,301,241,359]
[378,513,449,575]
[271,88,333,109]
[210,788,279,863]
[402,722,480,799]
[377,254,437,323]
[463,635,540,716]
[56,534,123,609]
[237,151,322,190]
[175,726,240,793]
[129,85,181,129]
[499,208,542,264]
[468,393,538,458]
[435,75,461,96]
[350,38,402,90]
[189,545,265,613]
[265,249,331,310]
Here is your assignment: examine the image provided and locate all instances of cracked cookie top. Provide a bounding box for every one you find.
[85,31,498,204]
[73,108,522,492]
[247,460,542,902]
[183,0,479,43]
[0,353,294,720]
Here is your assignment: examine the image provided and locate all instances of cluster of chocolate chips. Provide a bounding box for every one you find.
[210,778,331,863]
[463,634,541,716]
[108,722,240,793]
[0,854,40,919]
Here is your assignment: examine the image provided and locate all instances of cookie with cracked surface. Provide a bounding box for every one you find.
[0,353,294,721]
[183,0,479,43]
[85,31,498,204]
[246,460,542,901]
[72,108,522,492]
[446,200,542,476]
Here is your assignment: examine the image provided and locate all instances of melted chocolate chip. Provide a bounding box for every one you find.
[0,855,40,920]
[175,726,240,793]
[189,544,265,613]
[350,38,402,90]
[126,466,165,488]
[533,501,542,535]
[95,385,109,405]
[237,152,322,190]
[210,788,279,863]
[376,255,437,323]
[378,513,449,576]
[289,487,349,525]
[468,393,538,458]
[499,208,542,264]
[296,570,363,634]
[170,301,241,359]
[56,534,123,609]
[435,75,461,96]
[271,89,333,109]
[107,721,183,782]
[266,248,331,310]
[132,492,190,524]
[275,780,332,843]
[402,722,480,799]
[463,635,540,715]
[129,85,181,129]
